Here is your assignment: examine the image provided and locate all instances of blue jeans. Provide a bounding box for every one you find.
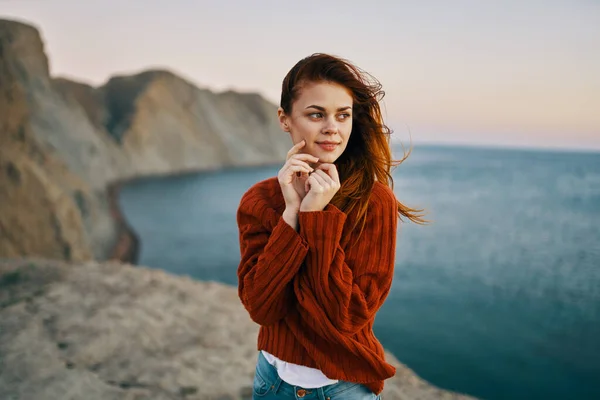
[252,351,381,400]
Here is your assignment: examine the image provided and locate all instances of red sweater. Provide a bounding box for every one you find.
[236,177,398,394]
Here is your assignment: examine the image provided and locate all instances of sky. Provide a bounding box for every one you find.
[2,0,599,151]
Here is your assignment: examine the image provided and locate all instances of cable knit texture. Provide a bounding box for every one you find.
[237,177,398,395]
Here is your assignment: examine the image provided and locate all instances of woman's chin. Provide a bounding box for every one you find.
[315,153,339,165]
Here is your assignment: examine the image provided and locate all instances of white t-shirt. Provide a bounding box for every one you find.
[261,350,339,388]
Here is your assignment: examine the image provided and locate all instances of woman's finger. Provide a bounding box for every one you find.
[284,165,312,180]
[289,153,320,164]
[286,158,314,179]
[311,169,334,188]
[288,158,315,171]
[286,140,306,160]
[309,171,330,192]
[316,163,340,185]
[306,174,323,194]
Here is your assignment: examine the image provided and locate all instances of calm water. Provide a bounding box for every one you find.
[119,144,600,400]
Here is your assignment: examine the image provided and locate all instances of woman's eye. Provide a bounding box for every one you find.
[308,112,350,120]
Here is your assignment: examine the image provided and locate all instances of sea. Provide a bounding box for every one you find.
[118,143,600,400]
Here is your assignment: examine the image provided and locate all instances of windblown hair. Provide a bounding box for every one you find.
[280,53,428,234]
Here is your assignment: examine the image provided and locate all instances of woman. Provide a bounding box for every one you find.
[237,53,425,400]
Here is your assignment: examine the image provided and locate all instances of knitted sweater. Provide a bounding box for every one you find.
[236,177,398,394]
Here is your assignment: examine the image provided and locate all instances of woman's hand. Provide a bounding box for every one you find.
[278,140,319,213]
[300,163,341,212]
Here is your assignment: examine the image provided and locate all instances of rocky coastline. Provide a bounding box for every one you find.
[106,181,140,264]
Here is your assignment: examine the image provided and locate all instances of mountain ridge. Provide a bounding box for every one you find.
[0,18,289,261]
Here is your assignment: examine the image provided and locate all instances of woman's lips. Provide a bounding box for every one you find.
[316,142,339,151]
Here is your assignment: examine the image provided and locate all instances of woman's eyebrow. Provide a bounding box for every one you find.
[305,105,352,111]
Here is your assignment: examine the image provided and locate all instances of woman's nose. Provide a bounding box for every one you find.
[322,117,338,134]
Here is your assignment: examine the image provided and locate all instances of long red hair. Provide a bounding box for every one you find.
[280,53,428,234]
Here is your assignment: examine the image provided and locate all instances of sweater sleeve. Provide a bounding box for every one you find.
[292,187,398,338]
[237,193,309,326]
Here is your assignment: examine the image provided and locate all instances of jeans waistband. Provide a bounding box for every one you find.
[255,351,375,399]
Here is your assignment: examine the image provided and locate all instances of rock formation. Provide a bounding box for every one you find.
[0,20,95,262]
[0,258,477,400]
[0,18,291,262]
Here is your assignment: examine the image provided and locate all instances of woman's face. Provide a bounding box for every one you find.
[278,81,353,165]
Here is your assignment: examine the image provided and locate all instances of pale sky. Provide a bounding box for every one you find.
[2,0,599,151]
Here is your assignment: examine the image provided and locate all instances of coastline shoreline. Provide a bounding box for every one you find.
[104,161,282,265]
[107,181,140,264]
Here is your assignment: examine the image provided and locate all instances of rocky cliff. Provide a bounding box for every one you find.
[0,18,291,262]
[0,258,477,400]
[0,20,94,262]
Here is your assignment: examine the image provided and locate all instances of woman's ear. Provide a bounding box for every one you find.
[277,107,290,132]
